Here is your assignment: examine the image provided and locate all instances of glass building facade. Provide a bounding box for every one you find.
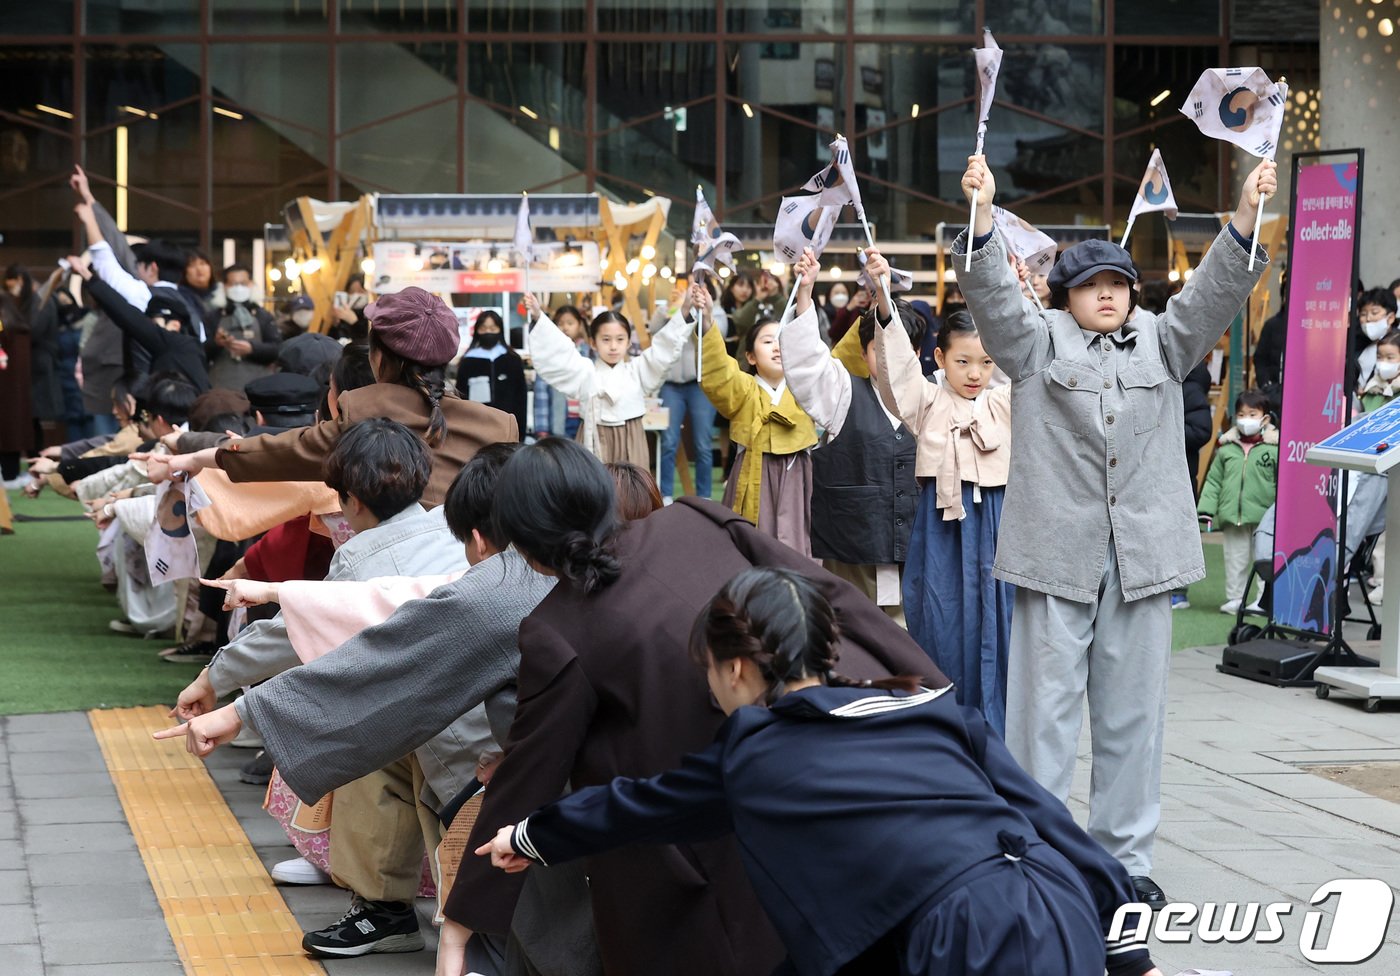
[0,1,1318,263]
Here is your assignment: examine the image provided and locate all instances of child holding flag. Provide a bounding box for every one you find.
[525,290,695,467]
[780,246,924,626]
[863,248,1015,734]
[954,151,1276,907]
[696,286,817,556]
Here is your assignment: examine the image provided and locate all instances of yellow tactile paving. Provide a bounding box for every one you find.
[89,706,325,976]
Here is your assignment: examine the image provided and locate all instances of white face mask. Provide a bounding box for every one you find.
[226,285,252,305]
[1236,416,1264,437]
[291,309,314,328]
[348,293,369,310]
[1363,319,1391,342]
[828,292,849,309]
[1377,361,1400,382]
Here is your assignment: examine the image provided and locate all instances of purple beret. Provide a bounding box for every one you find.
[365,286,461,366]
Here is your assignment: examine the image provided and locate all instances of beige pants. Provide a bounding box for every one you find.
[329,755,443,904]
[1221,523,1259,605]
[822,559,907,629]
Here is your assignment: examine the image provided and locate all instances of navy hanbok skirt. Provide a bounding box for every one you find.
[903,482,1013,737]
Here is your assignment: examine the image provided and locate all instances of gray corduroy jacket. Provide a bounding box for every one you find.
[212,503,481,808]
[237,548,556,807]
[955,225,1266,603]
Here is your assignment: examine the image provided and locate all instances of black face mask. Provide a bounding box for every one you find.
[475,332,502,349]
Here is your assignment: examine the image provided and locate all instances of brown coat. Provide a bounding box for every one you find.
[216,383,517,507]
[446,497,947,976]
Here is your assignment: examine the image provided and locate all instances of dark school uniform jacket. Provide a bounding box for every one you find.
[513,685,1156,976]
[87,277,211,392]
[446,497,947,976]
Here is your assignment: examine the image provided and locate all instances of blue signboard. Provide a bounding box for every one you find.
[1308,396,1400,475]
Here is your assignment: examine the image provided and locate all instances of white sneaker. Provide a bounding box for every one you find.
[270,856,331,885]
[1244,601,1265,615]
[1368,585,1383,606]
[1219,599,1242,615]
[662,495,674,506]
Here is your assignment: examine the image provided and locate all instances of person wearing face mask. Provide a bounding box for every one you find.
[454,310,527,439]
[67,254,211,392]
[1197,389,1277,615]
[1352,288,1399,395]
[208,264,281,392]
[282,294,317,340]
[827,280,873,344]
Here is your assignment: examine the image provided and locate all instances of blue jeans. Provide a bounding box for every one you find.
[658,381,716,499]
[85,412,121,438]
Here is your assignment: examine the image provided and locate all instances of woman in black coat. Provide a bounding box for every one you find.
[454,310,527,439]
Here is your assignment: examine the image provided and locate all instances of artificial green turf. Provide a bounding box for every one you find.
[0,471,1228,715]
[1173,535,1236,651]
[0,487,203,715]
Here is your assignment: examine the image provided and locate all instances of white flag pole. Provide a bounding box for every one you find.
[779,280,801,324]
[523,263,532,361]
[1248,193,1267,272]
[965,188,979,273]
[694,270,704,377]
[1027,287,1044,310]
[1119,216,1136,250]
[856,213,903,332]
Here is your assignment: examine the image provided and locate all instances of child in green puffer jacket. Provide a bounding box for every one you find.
[1198,388,1277,613]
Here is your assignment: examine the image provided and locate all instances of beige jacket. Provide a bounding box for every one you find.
[873,311,1011,521]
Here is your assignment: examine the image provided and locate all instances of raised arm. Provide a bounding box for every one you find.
[525,296,596,400]
[952,156,1054,381]
[697,286,756,423]
[628,288,697,395]
[780,248,854,437]
[75,202,150,312]
[864,249,940,431]
[77,266,169,359]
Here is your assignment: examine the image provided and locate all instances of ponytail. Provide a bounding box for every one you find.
[689,568,921,704]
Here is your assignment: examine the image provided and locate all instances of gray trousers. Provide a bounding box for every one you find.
[1004,542,1172,876]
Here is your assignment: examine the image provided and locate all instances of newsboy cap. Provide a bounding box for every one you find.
[1046,239,1139,292]
[365,286,460,366]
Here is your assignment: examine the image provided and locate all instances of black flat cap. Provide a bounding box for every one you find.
[244,372,322,414]
[1047,239,1139,292]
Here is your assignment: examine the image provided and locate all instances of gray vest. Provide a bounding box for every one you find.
[810,376,920,565]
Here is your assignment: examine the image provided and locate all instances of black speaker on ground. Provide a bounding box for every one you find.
[1218,638,1378,686]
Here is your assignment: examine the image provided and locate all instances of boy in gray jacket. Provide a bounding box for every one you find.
[950,153,1276,907]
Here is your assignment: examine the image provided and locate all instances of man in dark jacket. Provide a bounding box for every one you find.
[207,263,281,391]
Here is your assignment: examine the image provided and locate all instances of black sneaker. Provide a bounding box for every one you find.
[302,897,424,957]
[159,639,218,664]
[238,750,274,786]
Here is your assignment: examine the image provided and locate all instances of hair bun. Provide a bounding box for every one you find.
[559,530,622,593]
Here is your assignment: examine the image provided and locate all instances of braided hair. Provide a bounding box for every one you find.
[688,568,921,705]
[367,330,448,447]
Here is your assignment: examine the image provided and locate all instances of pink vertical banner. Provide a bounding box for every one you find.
[1272,161,1361,635]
